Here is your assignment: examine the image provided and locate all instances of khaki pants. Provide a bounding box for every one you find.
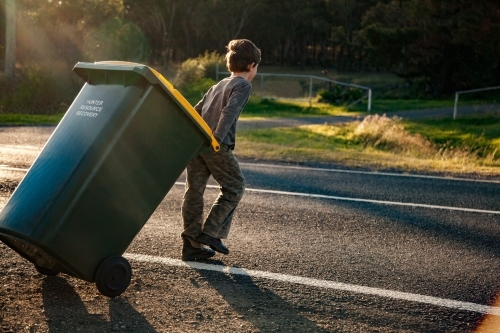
[181,144,245,248]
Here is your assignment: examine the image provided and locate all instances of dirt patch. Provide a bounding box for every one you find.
[0,180,18,194]
[0,180,17,211]
[0,126,52,169]
[0,146,42,169]
[0,126,54,146]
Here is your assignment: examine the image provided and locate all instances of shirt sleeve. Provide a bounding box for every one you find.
[213,82,251,143]
[193,90,209,115]
[193,98,203,116]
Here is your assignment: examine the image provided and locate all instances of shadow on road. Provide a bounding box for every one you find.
[42,276,156,332]
[196,261,330,332]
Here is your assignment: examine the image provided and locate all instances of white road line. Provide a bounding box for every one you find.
[3,168,498,214]
[174,182,500,215]
[239,162,500,184]
[4,164,500,184]
[124,253,500,316]
[0,167,29,172]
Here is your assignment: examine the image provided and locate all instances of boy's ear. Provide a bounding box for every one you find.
[247,62,255,71]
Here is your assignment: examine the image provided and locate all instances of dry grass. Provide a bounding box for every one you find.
[352,115,484,162]
[353,115,434,155]
[235,141,500,175]
[236,114,500,176]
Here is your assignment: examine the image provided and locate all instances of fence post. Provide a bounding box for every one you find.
[260,74,264,100]
[453,85,500,120]
[309,76,313,105]
[215,62,219,82]
[368,89,372,113]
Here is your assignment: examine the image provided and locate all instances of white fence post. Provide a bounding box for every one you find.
[260,74,264,99]
[368,89,372,113]
[453,85,500,120]
[309,76,313,105]
[453,92,459,120]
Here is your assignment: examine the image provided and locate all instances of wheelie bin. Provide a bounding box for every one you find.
[0,61,219,297]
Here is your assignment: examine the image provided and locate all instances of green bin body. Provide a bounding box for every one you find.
[0,62,218,282]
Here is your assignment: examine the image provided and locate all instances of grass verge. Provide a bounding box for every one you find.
[1,106,498,177]
[242,97,499,117]
[349,98,500,113]
[242,97,361,118]
[349,99,453,113]
[0,113,63,126]
[235,113,500,177]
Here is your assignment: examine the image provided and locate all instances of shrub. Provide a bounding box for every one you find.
[173,51,224,88]
[0,65,80,114]
[318,86,364,105]
[198,51,225,81]
[352,114,481,163]
[179,77,217,104]
[173,59,206,89]
[353,114,434,156]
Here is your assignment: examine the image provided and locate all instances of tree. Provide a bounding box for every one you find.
[4,0,15,78]
[196,0,262,51]
[363,0,500,97]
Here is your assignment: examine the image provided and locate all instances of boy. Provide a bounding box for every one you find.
[181,39,261,261]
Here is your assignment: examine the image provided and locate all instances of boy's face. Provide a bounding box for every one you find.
[247,63,259,82]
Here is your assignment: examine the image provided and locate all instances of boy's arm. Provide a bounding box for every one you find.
[193,93,207,115]
[213,82,251,143]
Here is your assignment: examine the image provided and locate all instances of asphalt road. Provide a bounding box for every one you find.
[1,124,500,332]
[125,161,500,332]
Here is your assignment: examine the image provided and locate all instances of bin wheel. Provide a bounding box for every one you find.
[35,264,59,276]
[95,255,132,297]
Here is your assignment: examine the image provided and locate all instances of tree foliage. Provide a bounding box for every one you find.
[1,0,499,105]
[363,0,500,96]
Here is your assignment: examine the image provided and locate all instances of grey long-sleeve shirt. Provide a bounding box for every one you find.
[194,76,251,148]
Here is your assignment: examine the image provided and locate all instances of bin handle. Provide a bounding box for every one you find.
[150,68,220,152]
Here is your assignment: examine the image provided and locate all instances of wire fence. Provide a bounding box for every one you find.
[216,65,372,112]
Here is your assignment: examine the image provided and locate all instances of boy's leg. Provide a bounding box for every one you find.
[201,145,245,240]
[181,155,211,248]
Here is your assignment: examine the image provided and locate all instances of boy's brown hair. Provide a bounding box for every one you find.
[225,39,261,73]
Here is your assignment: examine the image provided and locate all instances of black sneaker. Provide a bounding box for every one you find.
[197,233,229,255]
[181,239,216,261]
[181,246,216,261]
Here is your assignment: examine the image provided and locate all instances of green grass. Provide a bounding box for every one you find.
[349,99,454,113]
[245,97,487,117]
[0,97,462,122]
[242,97,361,118]
[239,125,354,150]
[403,114,500,158]
[350,97,500,113]
[236,113,500,175]
[1,67,498,176]
[0,113,63,125]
